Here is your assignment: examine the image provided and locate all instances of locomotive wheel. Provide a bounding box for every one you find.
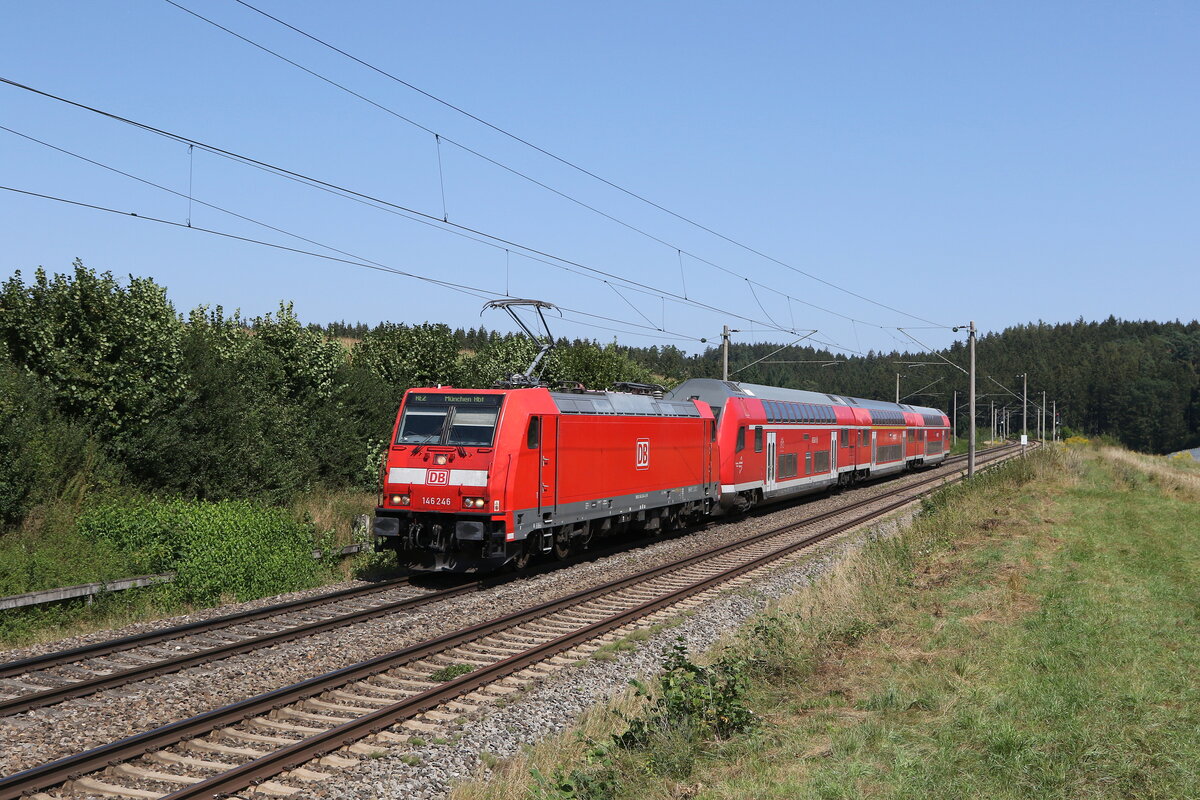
[552,529,571,560]
[511,541,534,570]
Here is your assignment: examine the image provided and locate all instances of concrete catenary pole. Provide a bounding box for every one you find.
[722,325,731,382]
[968,321,977,478]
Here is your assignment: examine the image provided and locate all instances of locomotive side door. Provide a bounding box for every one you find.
[537,415,558,520]
[765,431,777,492]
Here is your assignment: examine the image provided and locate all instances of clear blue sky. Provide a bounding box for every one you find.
[2,1,1197,356]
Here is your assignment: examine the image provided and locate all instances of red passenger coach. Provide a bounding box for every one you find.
[372,387,719,571]
[665,379,950,512]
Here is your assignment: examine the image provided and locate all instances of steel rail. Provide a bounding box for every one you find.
[0,445,1007,717]
[163,447,1021,798]
[0,576,417,680]
[0,581,483,717]
[0,445,1018,800]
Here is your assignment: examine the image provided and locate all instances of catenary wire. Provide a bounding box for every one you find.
[223,0,948,329]
[0,184,707,343]
[161,0,940,331]
[0,76,792,336]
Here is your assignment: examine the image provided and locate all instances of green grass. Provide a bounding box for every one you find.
[688,450,1200,799]
[454,446,1200,800]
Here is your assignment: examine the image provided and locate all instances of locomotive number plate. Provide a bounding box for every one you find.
[423,496,452,507]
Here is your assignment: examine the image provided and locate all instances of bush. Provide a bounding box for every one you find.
[77,496,331,604]
[532,642,755,799]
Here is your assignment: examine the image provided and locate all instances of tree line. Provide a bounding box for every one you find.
[2,261,1196,535]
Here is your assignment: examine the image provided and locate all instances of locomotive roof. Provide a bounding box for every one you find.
[665,378,946,419]
[549,389,702,417]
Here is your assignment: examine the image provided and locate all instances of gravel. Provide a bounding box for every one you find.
[0,464,956,780]
[310,506,921,800]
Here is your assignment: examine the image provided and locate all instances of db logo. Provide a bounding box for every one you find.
[635,439,650,470]
[426,469,450,485]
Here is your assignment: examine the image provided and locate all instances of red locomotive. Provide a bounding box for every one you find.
[372,378,950,572]
[371,385,719,571]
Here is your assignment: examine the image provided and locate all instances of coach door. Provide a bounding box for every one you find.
[831,431,837,473]
[538,416,558,520]
[765,432,777,492]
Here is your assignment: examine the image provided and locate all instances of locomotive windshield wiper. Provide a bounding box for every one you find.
[413,408,454,454]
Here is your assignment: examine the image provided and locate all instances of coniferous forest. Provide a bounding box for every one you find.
[2,262,1198,538]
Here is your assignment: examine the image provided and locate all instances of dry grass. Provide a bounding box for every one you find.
[289,487,377,545]
[1100,446,1200,500]
[450,686,647,800]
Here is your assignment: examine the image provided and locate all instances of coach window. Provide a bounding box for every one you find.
[754,426,763,453]
[736,426,746,452]
[526,416,540,449]
[841,428,851,447]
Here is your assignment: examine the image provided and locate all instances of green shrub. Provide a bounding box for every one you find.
[76,496,331,604]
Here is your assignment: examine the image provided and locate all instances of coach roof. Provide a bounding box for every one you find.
[665,378,945,420]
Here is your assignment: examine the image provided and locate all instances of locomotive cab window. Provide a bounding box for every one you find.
[527,417,540,449]
[735,426,746,452]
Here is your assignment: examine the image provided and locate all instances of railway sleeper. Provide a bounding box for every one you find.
[328,688,396,706]
[304,697,376,715]
[421,709,460,722]
[184,738,269,759]
[277,706,351,724]
[149,750,237,772]
[279,766,334,783]
[437,651,497,667]
[66,775,160,799]
[398,718,443,734]
[112,763,203,786]
[357,680,414,697]
[254,716,325,735]
[379,667,441,684]
[221,727,298,746]
[347,741,390,757]
[462,641,528,657]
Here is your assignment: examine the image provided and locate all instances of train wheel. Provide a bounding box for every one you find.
[552,529,571,560]
[511,542,533,570]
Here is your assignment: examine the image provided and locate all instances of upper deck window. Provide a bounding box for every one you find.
[396,393,503,447]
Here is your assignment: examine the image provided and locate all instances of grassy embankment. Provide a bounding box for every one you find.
[0,488,378,648]
[455,445,1200,799]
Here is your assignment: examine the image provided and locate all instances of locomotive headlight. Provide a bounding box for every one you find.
[391,494,410,506]
[463,497,485,509]
[434,454,449,465]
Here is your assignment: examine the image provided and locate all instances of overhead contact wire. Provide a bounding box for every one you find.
[0,76,789,335]
[161,1,927,332]
[228,0,947,328]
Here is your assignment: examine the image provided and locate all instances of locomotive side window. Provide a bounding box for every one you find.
[736,426,746,452]
[754,426,763,453]
[527,417,540,449]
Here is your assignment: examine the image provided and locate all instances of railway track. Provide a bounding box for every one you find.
[0,444,1020,800]
[0,446,1007,720]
